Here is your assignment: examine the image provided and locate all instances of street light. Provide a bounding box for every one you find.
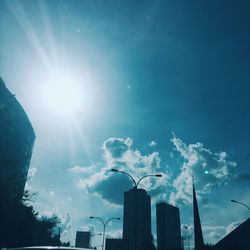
[111,169,162,250]
[89,216,120,250]
[110,168,162,188]
[91,233,102,236]
[184,226,190,250]
[231,200,250,210]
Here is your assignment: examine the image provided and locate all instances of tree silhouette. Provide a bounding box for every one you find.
[32,215,61,246]
[0,178,67,247]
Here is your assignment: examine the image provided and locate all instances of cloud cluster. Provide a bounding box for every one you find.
[202,220,244,244]
[60,213,72,238]
[225,220,243,235]
[169,134,236,205]
[106,229,123,239]
[70,138,169,205]
[28,167,37,178]
[25,167,38,192]
[82,224,96,233]
[69,135,237,211]
[149,141,157,147]
[181,221,243,245]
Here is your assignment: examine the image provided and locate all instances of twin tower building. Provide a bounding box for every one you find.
[121,188,182,250]
[119,181,205,250]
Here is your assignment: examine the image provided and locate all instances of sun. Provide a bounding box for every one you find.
[42,73,85,117]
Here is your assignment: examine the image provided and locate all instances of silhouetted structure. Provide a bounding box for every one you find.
[75,231,91,248]
[193,181,204,250]
[105,238,129,250]
[214,218,250,250]
[142,234,156,250]
[123,188,151,250]
[0,77,35,200]
[156,202,182,250]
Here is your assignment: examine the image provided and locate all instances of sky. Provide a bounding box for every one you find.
[0,0,250,248]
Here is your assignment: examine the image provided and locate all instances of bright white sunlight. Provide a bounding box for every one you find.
[42,72,85,117]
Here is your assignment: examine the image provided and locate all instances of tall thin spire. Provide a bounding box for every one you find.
[193,177,204,250]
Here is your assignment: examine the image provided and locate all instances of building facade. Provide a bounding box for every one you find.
[123,188,151,250]
[0,77,35,200]
[75,231,91,248]
[156,202,182,250]
[105,238,129,250]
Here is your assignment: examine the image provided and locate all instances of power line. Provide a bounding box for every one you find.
[218,153,250,185]
[229,153,250,175]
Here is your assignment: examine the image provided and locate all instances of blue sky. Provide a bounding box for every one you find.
[0,0,250,247]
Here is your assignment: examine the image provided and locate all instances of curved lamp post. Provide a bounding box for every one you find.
[110,168,162,188]
[231,200,250,210]
[111,169,162,250]
[89,216,120,250]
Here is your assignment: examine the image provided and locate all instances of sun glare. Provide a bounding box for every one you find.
[42,73,86,117]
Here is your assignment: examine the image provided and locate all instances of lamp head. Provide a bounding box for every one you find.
[90,216,94,219]
[231,200,236,203]
[111,168,119,172]
[155,174,162,177]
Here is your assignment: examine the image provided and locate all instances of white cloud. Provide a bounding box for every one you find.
[106,229,123,239]
[202,225,226,244]
[170,134,236,205]
[225,220,243,235]
[49,191,55,196]
[149,141,157,147]
[180,223,232,245]
[82,224,96,233]
[60,212,72,238]
[69,165,97,174]
[25,167,37,192]
[103,137,133,160]
[200,221,244,244]
[206,230,223,244]
[24,167,37,193]
[28,167,37,177]
[24,182,32,192]
[72,137,170,205]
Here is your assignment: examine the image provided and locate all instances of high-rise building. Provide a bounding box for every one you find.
[105,238,129,250]
[123,188,151,250]
[193,181,204,250]
[75,231,91,248]
[156,202,182,250]
[0,77,35,200]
